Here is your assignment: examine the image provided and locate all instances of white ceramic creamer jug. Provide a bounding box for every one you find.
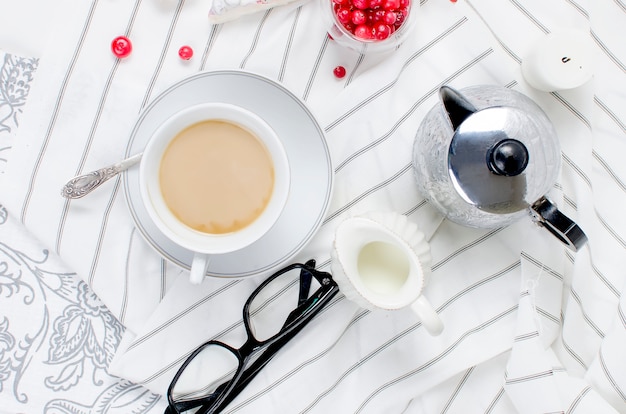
[331,211,444,335]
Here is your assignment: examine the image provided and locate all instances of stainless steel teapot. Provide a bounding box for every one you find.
[412,85,587,251]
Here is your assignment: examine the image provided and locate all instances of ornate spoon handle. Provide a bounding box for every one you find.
[61,153,143,199]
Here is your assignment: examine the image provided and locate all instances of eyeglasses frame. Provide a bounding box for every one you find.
[165,260,339,414]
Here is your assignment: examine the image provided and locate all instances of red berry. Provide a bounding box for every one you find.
[352,10,367,25]
[374,23,392,40]
[450,0,457,2]
[384,11,397,25]
[369,0,383,8]
[395,8,407,27]
[354,24,373,39]
[336,7,351,24]
[111,36,132,59]
[178,45,193,60]
[344,22,356,33]
[374,9,386,22]
[333,65,347,78]
[382,0,400,10]
[352,0,369,9]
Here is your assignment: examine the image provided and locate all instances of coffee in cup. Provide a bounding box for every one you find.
[140,103,290,284]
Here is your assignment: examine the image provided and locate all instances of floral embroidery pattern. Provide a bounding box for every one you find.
[0,222,163,412]
[0,54,37,134]
[0,51,163,412]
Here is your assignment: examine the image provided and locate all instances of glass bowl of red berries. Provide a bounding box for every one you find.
[323,0,418,54]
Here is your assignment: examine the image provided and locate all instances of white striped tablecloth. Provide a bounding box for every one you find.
[1,0,625,412]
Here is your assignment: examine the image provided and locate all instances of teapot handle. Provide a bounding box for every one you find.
[530,196,588,252]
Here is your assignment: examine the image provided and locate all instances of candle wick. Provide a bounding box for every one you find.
[562,57,571,63]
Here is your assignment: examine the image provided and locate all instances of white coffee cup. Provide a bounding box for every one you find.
[331,211,444,335]
[140,103,290,284]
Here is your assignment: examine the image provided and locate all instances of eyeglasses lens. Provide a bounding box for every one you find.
[171,344,238,410]
[247,266,320,342]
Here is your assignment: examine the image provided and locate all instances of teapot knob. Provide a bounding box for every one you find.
[487,139,529,177]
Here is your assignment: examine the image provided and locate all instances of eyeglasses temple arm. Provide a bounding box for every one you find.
[218,284,339,411]
[298,268,313,307]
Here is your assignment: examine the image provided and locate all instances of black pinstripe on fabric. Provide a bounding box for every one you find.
[484,387,506,414]
[344,52,365,87]
[323,162,414,224]
[594,96,626,134]
[139,0,187,110]
[598,351,626,403]
[551,91,591,129]
[593,150,626,194]
[562,192,578,212]
[521,251,564,281]
[239,9,273,69]
[596,211,626,251]
[87,179,123,286]
[537,306,561,326]
[562,153,592,189]
[431,228,505,272]
[564,0,589,19]
[349,306,519,414]
[277,6,302,82]
[508,0,550,34]
[505,369,554,385]
[441,367,475,414]
[619,301,626,328]
[403,198,428,216]
[566,386,592,414]
[19,0,100,224]
[560,324,589,370]
[591,29,626,73]
[160,259,167,300]
[569,288,606,338]
[120,227,137,323]
[515,331,539,342]
[324,17,469,133]
[436,261,520,313]
[588,252,621,298]
[127,279,243,351]
[199,24,223,72]
[302,36,329,102]
[613,0,626,13]
[465,0,521,64]
[55,59,122,255]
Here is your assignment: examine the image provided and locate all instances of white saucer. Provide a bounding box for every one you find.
[123,70,333,278]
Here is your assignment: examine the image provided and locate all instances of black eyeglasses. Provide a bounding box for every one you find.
[165,260,339,414]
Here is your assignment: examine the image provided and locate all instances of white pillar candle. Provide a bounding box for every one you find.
[521,29,593,92]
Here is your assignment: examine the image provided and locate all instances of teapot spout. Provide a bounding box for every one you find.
[440,85,477,131]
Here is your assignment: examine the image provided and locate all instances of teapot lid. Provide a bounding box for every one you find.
[448,106,554,214]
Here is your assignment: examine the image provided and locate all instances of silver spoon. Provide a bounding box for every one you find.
[61,153,143,199]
